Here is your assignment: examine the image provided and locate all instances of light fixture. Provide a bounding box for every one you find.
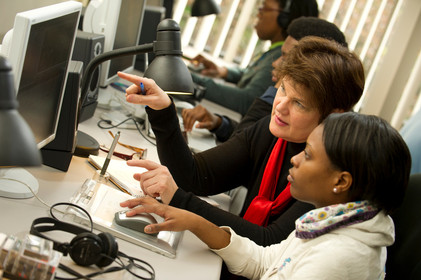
[191,0,221,17]
[76,19,194,155]
[0,55,42,198]
[80,19,194,111]
[143,20,194,95]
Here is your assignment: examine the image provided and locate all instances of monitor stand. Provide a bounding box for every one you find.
[74,130,100,158]
[0,168,39,199]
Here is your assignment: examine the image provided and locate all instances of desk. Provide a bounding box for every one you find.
[0,102,224,279]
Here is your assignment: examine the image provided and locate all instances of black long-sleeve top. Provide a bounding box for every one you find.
[147,102,313,246]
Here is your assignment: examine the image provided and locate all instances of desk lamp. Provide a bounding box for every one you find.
[0,56,42,198]
[191,0,221,17]
[75,19,194,156]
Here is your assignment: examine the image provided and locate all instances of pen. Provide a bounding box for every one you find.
[140,82,146,95]
[100,131,120,176]
[110,82,129,93]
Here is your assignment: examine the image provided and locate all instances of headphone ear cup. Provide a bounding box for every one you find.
[277,12,290,29]
[96,232,118,267]
[69,232,103,266]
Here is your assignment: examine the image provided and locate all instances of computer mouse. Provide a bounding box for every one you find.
[114,210,158,234]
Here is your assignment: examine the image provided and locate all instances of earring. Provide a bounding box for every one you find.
[333,187,338,193]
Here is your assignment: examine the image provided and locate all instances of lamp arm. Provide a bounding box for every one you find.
[79,43,154,120]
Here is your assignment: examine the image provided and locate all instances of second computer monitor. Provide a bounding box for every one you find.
[83,0,146,87]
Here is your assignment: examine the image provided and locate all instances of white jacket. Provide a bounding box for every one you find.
[212,211,394,280]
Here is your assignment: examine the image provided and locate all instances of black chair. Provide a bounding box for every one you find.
[386,173,421,279]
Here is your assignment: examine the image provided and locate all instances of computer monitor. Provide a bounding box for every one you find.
[135,5,166,72]
[0,1,82,198]
[83,0,146,87]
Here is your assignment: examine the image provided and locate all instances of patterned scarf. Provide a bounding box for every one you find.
[296,200,379,239]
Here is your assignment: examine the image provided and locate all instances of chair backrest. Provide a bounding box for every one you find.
[386,173,421,279]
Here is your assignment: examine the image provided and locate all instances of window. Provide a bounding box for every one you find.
[174,0,421,129]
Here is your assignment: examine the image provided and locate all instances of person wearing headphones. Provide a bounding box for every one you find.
[190,0,319,115]
[183,17,348,143]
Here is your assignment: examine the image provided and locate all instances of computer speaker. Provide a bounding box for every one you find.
[72,30,104,122]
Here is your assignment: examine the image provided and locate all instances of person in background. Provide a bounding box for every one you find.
[117,37,365,247]
[121,112,411,280]
[183,17,348,143]
[191,0,319,115]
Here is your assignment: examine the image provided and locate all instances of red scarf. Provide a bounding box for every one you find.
[243,138,292,226]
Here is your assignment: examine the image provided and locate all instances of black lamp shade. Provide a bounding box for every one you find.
[191,0,221,17]
[80,19,194,105]
[143,19,194,94]
[0,111,42,166]
[144,55,194,94]
[0,56,41,167]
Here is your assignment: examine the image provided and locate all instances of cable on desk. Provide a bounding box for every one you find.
[97,117,157,146]
[133,119,157,146]
[50,202,94,232]
[96,113,197,155]
[97,117,140,129]
[56,262,123,280]
[56,252,156,280]
[56,264,92,280]
[118,251,155,280]
[46,203,155,280]
[1,177,55,210]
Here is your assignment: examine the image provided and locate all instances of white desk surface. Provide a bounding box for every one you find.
[0,95,233,279]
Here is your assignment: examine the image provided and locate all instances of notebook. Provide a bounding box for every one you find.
[88,154,220,207]
[88,155,145,197]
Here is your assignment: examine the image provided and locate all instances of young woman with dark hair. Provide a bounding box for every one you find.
[121,112,411,280]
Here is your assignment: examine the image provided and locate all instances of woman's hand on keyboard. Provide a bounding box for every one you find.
[126,159,178,204]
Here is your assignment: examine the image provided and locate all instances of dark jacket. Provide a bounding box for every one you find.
[147,103,313,246]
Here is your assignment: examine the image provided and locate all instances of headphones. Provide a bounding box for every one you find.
[277,0,292,29]
[29,203,155,280]
[30,216,118,268]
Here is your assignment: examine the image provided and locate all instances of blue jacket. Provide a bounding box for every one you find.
[400,108,421,174]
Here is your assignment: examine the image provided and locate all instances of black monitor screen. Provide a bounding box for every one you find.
[107,0,145,79]
[17,12,79,145]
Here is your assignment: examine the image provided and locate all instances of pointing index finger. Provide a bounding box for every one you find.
[117,71,143,85]
[127,159,162,171]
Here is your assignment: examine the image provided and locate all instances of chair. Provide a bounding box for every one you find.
[386,173,421,279]
[227,186,248,215]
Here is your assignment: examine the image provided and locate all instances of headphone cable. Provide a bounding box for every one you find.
[55,252,155,280]
[118,251,155,280]
[56,263,92,280]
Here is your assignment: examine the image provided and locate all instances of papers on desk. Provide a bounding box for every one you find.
[88,155,145,197]
[68,179,183,258]
[89,155,221,207]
